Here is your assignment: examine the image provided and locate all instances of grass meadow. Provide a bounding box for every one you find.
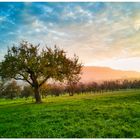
[0,89,140,138]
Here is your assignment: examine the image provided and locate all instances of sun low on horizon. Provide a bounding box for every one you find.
[0,2,140,72]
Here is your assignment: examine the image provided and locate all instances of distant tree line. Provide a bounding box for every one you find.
[0,79,140,100]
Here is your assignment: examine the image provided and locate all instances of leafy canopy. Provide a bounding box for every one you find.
[0,41,82,88]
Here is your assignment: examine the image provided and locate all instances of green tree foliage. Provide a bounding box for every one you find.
[1,81,21,99]
[20,86,34,99]
[0,80,4,98]
[0,41,82,103]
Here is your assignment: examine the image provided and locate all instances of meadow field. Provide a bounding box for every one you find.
[0,89,140,138]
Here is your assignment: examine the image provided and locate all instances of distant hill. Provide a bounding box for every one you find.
[80,66,140,83]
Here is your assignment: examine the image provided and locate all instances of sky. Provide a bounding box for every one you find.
[0,2,140,71]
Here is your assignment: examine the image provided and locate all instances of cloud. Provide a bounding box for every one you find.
[0,16,5,22]
[0,2,140,71]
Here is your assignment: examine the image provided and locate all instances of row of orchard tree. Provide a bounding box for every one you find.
[0,79,140,99]
[0,41,140,102]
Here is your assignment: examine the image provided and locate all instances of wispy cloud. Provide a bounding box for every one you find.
[0,2,140,71]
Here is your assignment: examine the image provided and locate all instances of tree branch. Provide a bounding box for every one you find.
[14,77,24,81]
[18,73,33,86]
[39,76,50,87]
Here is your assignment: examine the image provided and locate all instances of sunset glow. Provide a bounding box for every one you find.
[0,2,140,71]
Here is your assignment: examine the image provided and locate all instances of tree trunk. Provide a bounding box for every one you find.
[69,92,74,96]
[34,87,42,103]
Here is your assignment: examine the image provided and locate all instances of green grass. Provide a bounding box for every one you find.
[0,89,140,138]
